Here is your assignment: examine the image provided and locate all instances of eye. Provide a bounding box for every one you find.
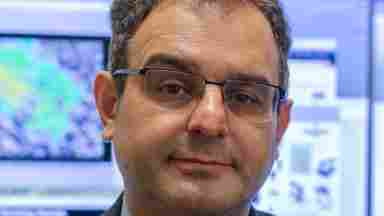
[157,80,190,97]
[227,90,261,105]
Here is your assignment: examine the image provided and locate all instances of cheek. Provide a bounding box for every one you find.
[231,122,276,183]
[112,86,191,168]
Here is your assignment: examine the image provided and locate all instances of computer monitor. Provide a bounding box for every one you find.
[0,34,109,161]
[253,45,341,216]
[0,34,121,210]
[374,5,384,216]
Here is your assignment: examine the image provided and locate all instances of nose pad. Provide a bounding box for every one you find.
[187,85,228,137]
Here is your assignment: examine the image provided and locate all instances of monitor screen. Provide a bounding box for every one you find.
[374,5,384,216]
[0,35,121,210]
[0,34,109,161]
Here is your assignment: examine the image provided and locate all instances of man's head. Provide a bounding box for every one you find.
[95,0,292,215]
[109,0,291,96]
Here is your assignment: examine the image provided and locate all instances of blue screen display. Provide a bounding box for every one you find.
[0,35,109,161]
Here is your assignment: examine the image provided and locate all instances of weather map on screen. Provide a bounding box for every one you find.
[0,35,108,161]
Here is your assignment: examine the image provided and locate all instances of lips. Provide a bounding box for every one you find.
[168,156,233,167]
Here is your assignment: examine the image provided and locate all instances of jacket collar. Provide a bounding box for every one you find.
[103,192,274,216]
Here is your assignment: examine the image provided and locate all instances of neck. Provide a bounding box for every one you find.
[123,192,252,216]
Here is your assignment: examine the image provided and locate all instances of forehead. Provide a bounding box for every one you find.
[128,0,279,83]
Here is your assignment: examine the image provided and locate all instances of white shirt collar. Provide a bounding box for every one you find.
[121,193,130,216]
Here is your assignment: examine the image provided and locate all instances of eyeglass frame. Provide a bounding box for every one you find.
[111,66,288,110]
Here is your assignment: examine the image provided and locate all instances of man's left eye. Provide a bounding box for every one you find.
[158,80,190,97]
[229,92,259,104]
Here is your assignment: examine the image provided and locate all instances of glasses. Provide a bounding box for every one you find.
[112,66,286,123]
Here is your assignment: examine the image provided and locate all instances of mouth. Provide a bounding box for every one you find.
[167,155,234,177]
[169,157,233,167]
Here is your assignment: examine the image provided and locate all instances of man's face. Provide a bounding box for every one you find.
[96,0,291,214]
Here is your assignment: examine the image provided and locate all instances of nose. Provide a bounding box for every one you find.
[187,85,228,137]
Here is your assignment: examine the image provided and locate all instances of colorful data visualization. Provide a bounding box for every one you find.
[0,36,106,160]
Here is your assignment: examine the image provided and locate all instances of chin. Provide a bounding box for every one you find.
[165,193,249,216]
[155,176,250,214]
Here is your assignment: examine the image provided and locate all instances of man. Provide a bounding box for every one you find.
[94,0,292,215]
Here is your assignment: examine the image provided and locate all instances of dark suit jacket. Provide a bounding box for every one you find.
[103,193,275,216]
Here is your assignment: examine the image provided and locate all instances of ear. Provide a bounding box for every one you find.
[94,71,119,140]
[274,98,293,159]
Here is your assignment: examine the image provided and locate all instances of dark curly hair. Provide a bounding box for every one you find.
[109,0,291,96]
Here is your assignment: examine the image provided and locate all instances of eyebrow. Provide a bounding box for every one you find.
[143,53,274,85]
[227,72,273,85]
[143,53,199,74]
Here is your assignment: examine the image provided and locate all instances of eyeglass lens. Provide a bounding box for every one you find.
[143,67,278,122]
